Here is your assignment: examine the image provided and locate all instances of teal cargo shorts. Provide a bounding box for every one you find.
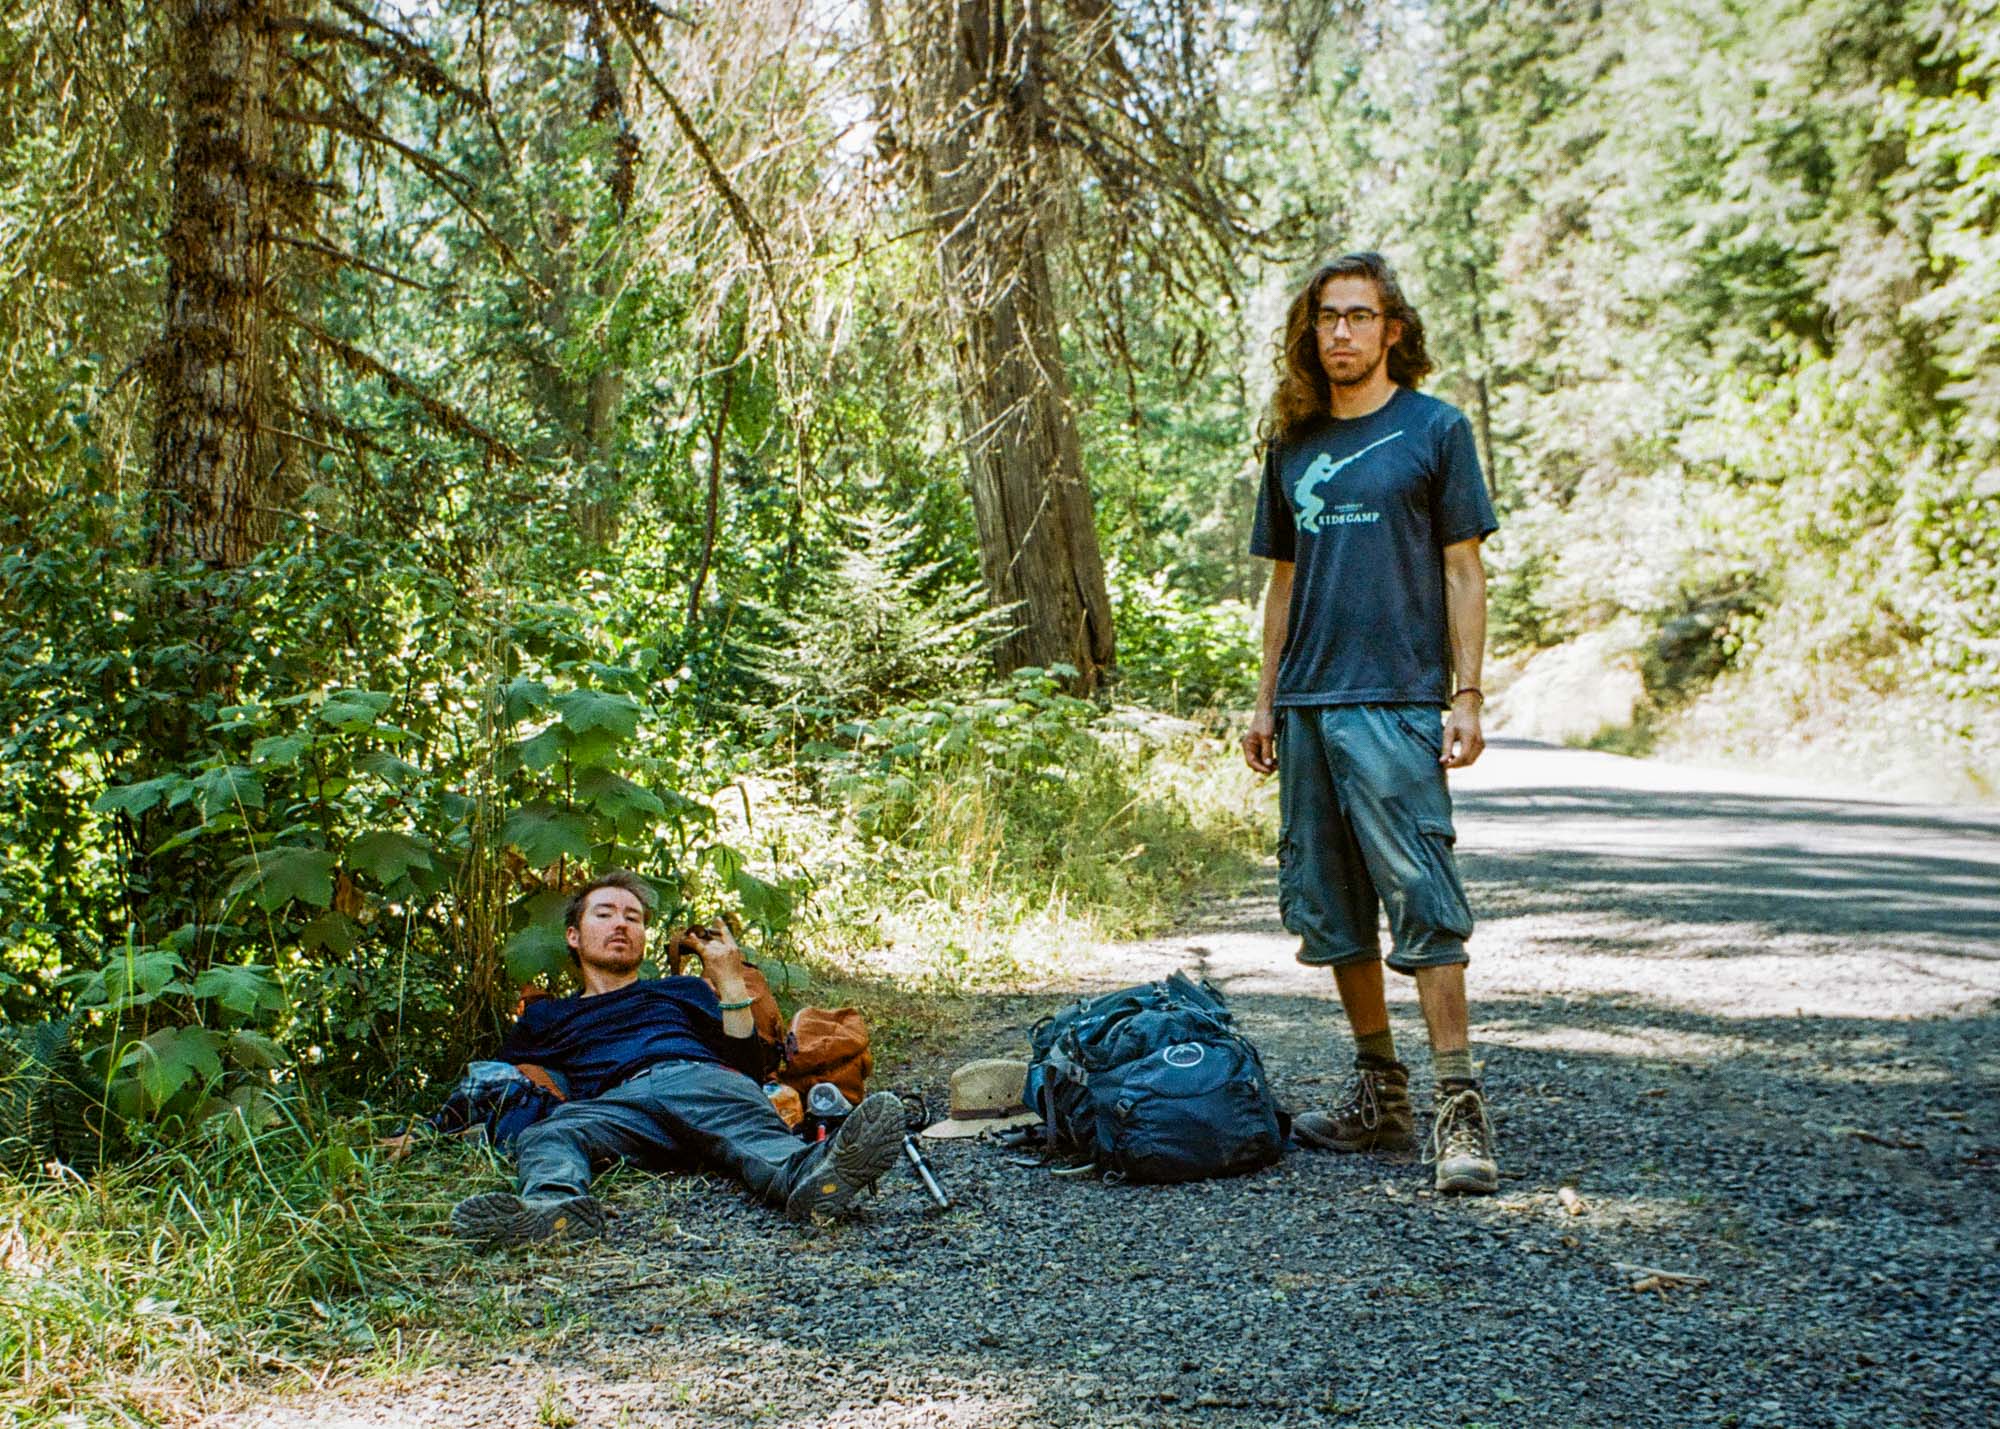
[1276,704,1474,974]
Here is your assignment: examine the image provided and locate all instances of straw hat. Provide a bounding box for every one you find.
[921,1058,1040,1139]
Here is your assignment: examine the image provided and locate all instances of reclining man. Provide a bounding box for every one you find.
[449,869,907,1246]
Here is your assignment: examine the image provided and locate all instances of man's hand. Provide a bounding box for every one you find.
[1441,695,1485,769]
[684,925,757,1039]
[689,924,747,977]
[1242,710,1278,775]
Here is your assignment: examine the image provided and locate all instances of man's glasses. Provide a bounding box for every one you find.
[1314,306,1382,333]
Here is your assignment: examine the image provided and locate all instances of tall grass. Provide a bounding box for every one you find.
[749,710,1274,990]
[0,1103,542,1426]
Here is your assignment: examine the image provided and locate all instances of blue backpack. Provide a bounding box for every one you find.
[1023,973,1286,1183]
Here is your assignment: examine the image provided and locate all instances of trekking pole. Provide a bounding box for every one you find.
[896,1092,951,1210]
[903,1136,951,1209]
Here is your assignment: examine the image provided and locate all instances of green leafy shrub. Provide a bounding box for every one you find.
[1108,565,1259,717]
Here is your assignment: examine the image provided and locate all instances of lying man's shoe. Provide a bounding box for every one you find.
[451,1191,604,1248]
[785,1090,906,1222]
[1293,1057,1414,1152]
[1428,1083,1499,1195]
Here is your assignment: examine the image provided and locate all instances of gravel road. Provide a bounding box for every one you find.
[209,740,2000,1429]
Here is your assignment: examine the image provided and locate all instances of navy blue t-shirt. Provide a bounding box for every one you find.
[494,976,760,1102]
[1249,387,1497,708]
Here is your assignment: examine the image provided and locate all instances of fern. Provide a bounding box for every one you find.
[0,1015,110,1176]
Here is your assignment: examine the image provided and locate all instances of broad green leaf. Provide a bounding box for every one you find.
[210,705,270,734]
[92,775,186,818]
[226,846,336,912]
[732,868,794,931]
[355,749,423,786]
[503,920,571,985]
[576,767,666,827]
[152,812,241,855]
[499,677,552,723]
[658,784,715,825]
[348,829,433,885]
[552,689,640,739]
[300,911,359,956]
[511,725,567,772]
[519,888,572,926]
[94,948,186,1005]
[222,1082,282,1134]
[123,1025,225,1106]
[317,689,392,731]
[704,843,744,882]
[564,726,625,770]
[225,1030,286,1070]
[193,765,263,818]
[192,964,285,1016]
[251,733,311,767]
[499,805,592,867]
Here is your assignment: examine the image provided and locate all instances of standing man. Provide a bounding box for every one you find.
[1243,252,1500,1194]
[450,870,907,1245]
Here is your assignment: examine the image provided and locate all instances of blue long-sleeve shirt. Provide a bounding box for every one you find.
[494,976,771,1101]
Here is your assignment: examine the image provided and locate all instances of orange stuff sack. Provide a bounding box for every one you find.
[778,1006,872,1105]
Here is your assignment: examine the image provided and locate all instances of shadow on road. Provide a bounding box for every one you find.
[1452,783,2000,959]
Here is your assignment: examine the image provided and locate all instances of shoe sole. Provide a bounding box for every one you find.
[451,1192,605,1247]
[1294,1117,1415,1153]
[1434,1157,1498,1195]
[785,1092,906,1222]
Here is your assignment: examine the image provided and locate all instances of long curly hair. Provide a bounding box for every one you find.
[1264,252,1433,445]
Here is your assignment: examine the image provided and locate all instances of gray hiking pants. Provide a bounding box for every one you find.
[513,1060,816,1206]
[1277,703,1475,974]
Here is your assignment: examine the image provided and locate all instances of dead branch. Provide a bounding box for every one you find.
[1613,1261,1710,1295]
[601,3,793,342]
[271,103,549,301]
[271,232,433,291]
[270,15,485,109]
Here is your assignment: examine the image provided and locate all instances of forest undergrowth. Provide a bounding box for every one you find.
[0,709,1272,1429]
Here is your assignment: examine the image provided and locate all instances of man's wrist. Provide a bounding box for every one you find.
[1451,686,1484,709]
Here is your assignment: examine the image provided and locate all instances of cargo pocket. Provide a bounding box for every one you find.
[1414,815,1474,938]
[1389,705,1445,756]
[1275,832,1301,935]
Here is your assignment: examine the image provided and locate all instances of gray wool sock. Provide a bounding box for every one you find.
[1434,1047,1475,1085]
[1355,1028,1399,1065]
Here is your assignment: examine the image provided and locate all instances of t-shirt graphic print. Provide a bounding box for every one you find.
[1249,386,1497,708]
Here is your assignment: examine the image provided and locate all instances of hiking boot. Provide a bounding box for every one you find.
[450,1191,604,1249]
[1428,1084,1499,1195]
[1293,1058,1414,1152]
[785,1090,906,1222]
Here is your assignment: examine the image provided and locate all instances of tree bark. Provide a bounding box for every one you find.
[149,0,279,569]
[913,0,1115,690]
[1463,256,1498,500]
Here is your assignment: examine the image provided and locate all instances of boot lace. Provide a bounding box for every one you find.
[1334,1066,1387,1131]
[1425,1087,1493,1165]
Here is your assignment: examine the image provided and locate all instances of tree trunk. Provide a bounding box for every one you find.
[914,0,1115,691]
[149,0,279,569]
[1463,256,1498,500]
